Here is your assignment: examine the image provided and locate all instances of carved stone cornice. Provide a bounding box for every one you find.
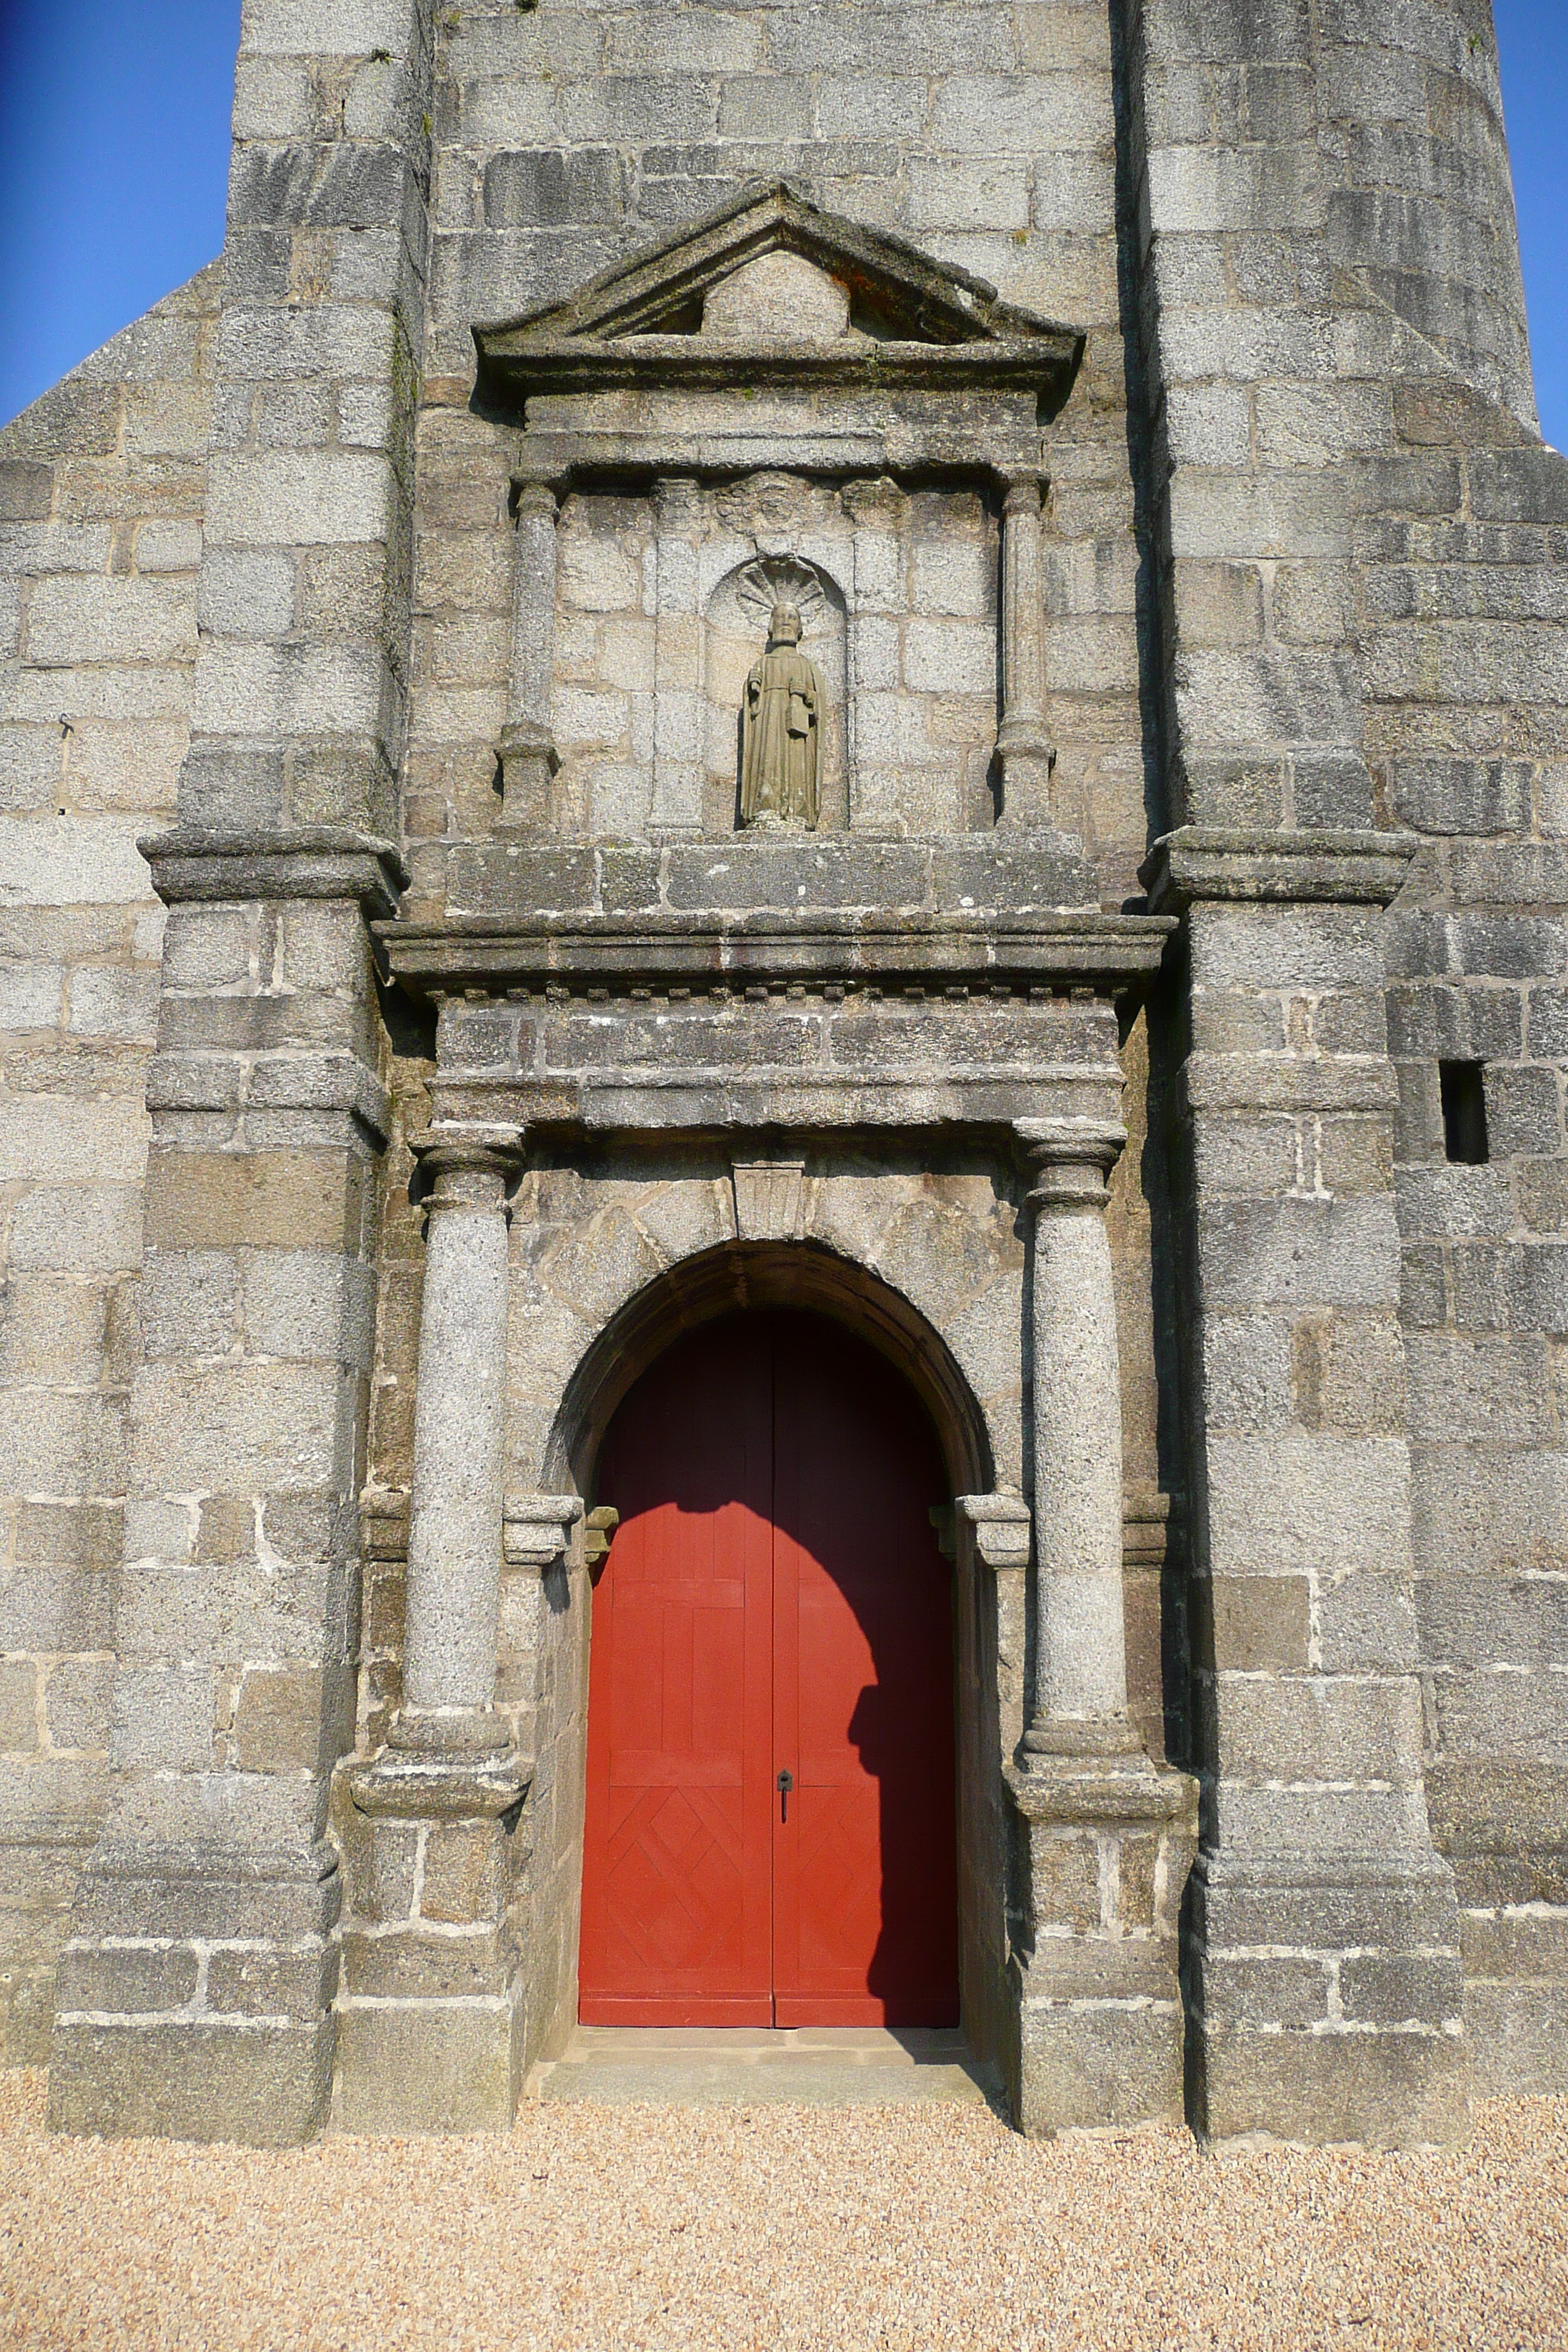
[380,908,1174,998]
[139,824,409,918]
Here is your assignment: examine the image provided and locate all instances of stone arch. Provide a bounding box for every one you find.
[526,1229,1013,2072]
[547,1235,995,1505]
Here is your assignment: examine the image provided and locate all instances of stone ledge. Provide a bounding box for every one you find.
[954,1493,1032,1572]
[1141,827,1420,913]
[145,1050,393,1145]
[140,825,409,919]
[343,1752,532,1823]
[1006,1754,1199,1831]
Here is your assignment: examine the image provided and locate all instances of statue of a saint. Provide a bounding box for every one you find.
[740,601,823,829]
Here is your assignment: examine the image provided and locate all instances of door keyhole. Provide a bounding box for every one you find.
[777,1768,794,1823]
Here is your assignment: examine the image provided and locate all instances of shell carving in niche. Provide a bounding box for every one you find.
[734,557,828,628]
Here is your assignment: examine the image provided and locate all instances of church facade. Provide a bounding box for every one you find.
[1,0,1564,2146]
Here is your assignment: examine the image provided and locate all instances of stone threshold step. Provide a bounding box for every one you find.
[529,2026,1000,2107]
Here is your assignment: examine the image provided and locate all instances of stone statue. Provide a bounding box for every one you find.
[740,601,823,829]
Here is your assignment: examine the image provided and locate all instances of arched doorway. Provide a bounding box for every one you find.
[578,1308,959,2027]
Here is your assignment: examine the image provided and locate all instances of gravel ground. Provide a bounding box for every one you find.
[1,2070,1564,2351]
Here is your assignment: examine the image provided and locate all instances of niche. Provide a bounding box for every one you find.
[704,554,848,834]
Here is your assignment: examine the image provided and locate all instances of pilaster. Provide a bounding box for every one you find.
[497,483,561,834]
[995,478,1055,829]
[1144,828,1469,2147]
[46,0,434,2144]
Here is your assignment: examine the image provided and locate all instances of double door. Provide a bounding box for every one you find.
[578,1310,959,2027]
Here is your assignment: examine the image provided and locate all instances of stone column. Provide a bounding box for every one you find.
[393,1133,521,1759]
[336,1126,533,2136]
[497,481,560,833]
[1016,1118,1134,1755]
[995,477,1055,831]
[650,476,705,833]
[1004,1118,1196,2136]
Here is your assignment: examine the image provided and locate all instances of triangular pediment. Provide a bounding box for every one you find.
[472,180,1083,408]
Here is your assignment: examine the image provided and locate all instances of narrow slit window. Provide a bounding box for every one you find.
[1439,1059,1489,1165]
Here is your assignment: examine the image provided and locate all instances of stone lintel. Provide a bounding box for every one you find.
[140,824,410,919]
[1140,826,1420,913]
[435,1076,1120,1142]
[490,342,1078,402]
[508,419,1046,491]
[344,1752,532,1823]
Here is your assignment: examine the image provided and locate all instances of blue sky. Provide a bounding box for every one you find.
[0,0,1564,440]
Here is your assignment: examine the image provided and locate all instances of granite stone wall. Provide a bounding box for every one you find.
[0,267,220,2062]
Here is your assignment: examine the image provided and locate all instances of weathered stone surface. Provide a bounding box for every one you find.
[0,0,1561,2160]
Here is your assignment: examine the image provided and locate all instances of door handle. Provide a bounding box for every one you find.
[777,1768,794,1823]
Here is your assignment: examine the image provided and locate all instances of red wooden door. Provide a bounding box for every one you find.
[579,1311,959,2028]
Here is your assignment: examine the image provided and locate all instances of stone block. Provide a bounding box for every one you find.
[1207,1431,1413,1584]
[1015,1995,1185,2136]
[341,1924,508,2000]
[1025,1828,1101,1934]
[26,576,195,668]
[140,1251,239,1360]
[420,1821,507,1926]
[1199,1198,1399,1312]
[1341,1949,1463,2030]
[483,147,627,228]
[1464,1981,1568,2095]
[42,1657,113,1752]
[1211,1672,1424,1782]
[339,1810,419,1923]
[334,1997,521,2134]
[1199,1573,1311,1671]
[205,1944,337,2018]
[145,1152,358,1252]
[1199,1953,1330,2031]
[110,1666,216,1771]
[0,1665,39,1754]
[55,1941,200,2015]
[49,2017,333,2144]
[1196,2023,1467,2149]
[234,1666,344,1775]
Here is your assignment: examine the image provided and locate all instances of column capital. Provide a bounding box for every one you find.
[511,478,559,522]
[652,472,704,523]
[1001,472,1045,516]
[410,1126,524,1211]
[1014,1117,1125,1207]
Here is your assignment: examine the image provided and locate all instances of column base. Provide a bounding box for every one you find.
[333,1746,532,2135]
[495,720,559,834]
[47,1839,341,2145]
[1186,1852,1471,2147]
[1004,1752,1197,2136]
[995,736,1055,829]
